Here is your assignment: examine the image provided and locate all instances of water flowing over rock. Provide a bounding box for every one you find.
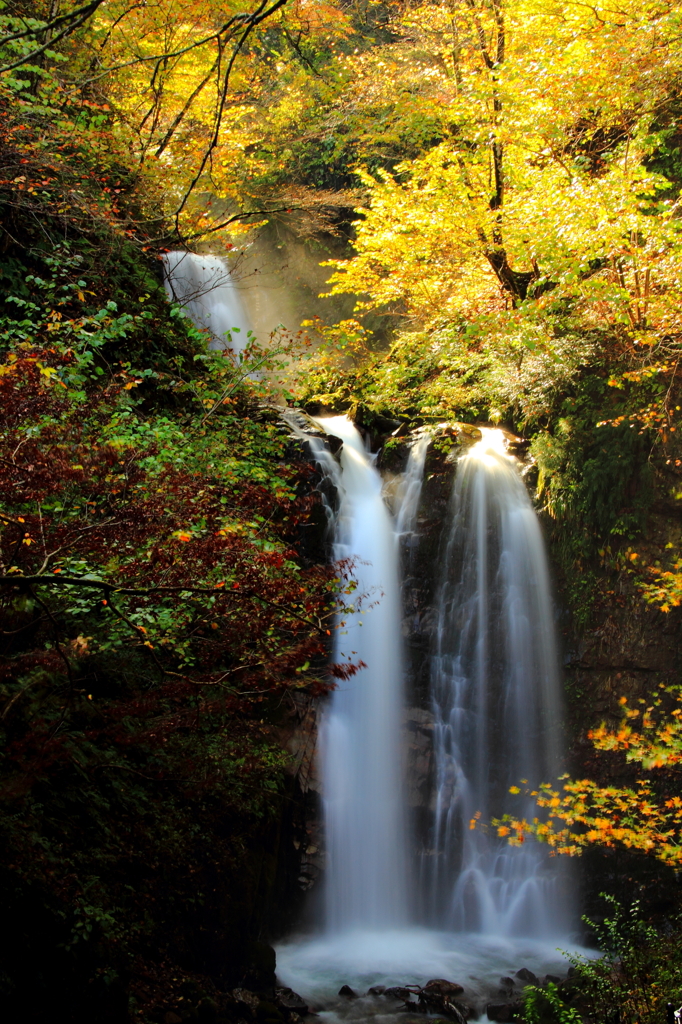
[423,428,571,937]
[395,431,431,541]
[275,419,579,1019]
[314,415,409,932]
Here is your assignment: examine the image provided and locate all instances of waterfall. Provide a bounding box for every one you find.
[163,251,251,354]
[426,427,570,937]
[276,421,579,1008]
[314,415,408,933]
[395,432,430,540]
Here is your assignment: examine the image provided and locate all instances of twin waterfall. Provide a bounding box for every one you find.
[316,420,569,940]
[162,251,571,948]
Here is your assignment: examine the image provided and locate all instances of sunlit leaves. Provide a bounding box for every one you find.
[495,686,682,865]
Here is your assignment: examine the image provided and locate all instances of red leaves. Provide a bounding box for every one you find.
[329,659,366,680]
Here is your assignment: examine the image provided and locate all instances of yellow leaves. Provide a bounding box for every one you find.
[509,785,521,794]
[173,530,193,542]
[497,686,682,865]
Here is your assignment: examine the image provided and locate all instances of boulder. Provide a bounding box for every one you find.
[515,968,539,987]
[367,986,386,996]
[275,988,308,1015]
[233,988,261,1017]
[424,979,465,998]
[242,941,277,993]
[256,1000,284,1024]
[544,975,563,986]
[385,986,417,1001]
[338,985,357,999]
[419,979,468,1021]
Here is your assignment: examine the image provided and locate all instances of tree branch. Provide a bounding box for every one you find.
[0,575,329,633]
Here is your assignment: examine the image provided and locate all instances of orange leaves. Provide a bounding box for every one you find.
[496,687,682,865]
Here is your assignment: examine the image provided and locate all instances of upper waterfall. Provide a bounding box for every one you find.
[163,251,251,355]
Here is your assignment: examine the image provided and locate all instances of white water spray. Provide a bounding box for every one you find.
[314,416,408,933]
[425,428,570,937]
[163,251,250,355]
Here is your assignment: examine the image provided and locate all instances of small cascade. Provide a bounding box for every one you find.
[163,251,250,354]
[313,415,409,933]
[395,432,430,541]
[425,428,570,937]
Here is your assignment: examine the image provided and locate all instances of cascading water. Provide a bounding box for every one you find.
[157,249,577,974]
[163,251,250,354]
[314,415,408,932]
[425,427,570,937]
[395,432,430,541]
[276,422,583,1012]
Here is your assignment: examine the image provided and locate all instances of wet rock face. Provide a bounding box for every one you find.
[398,424,483,709]
[275,691,325,908]
[403,706,435,809]
[554,499,682,911]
